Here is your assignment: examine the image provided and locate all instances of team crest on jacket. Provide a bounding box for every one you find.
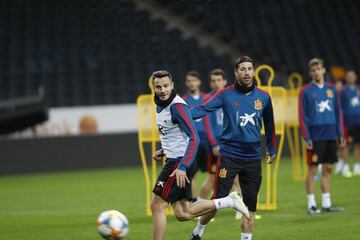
[254,99,263,110]
[219,168,227,178]
[326,89,334,98]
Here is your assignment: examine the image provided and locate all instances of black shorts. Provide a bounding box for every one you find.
[348,126,360,143]
[153,160,196,204]
[306,140,338,165]
[206,153,218,174]
[211,156,262,212]
[194,142,209,173]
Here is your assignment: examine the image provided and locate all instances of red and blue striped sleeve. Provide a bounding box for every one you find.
[170,103,200,171]
[200,94,218,147]
[203,114,218,147]
[191,89,225,119]
[298,87,311,142]
[263,96,276,156]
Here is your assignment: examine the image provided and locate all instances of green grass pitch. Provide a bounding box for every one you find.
[1,158,359,240]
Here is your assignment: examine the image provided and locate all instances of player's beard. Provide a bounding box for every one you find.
[235,78,255,93]
[154,89,177,107]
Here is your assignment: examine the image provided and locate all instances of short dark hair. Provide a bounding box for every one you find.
[308,58,325,68]
[151,70,173,82]
[209,68,226,79]
[234,56,255,69]
[186,70,200,79]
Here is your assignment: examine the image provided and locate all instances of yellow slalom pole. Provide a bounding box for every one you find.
[137,96,152,216]
[285,126,296,178]
[255,65,275,87]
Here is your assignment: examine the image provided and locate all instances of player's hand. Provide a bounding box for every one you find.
[305,140,313,150]
[339,137,346,148]
[266,153,276,164]
[153,149,165,161]
[170,169,190,188]
[212,145,220,157]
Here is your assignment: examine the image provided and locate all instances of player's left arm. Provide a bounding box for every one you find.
[334,89,346,147]
[170,103,200,187]
[263,95,277,163]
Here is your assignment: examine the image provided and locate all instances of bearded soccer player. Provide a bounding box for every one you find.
[150,70,249,240]
[189,56,276,240]
[298,58,346,214]
[338,70,360,176]
[182,71,217,200]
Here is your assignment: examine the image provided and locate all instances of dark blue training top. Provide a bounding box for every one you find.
[183,93,218,147]
[341,85,360,127]
[298,82,344,142]
[191,84,276,160]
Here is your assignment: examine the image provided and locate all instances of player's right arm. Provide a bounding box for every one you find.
[191,90,225,119]
[298,87,312,149]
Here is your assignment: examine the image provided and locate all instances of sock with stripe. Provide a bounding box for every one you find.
[214,196,233,209]
[241,233,252,240]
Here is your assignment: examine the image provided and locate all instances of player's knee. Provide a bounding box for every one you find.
[308,166,317,175]
[151,199,165,213]
[322,164,332,175]
[174,211,191,221]
[241,217,252,230]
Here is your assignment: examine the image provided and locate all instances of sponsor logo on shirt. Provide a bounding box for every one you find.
[351,97,360,107]
[237,112,256,127]
[317,100,332,113]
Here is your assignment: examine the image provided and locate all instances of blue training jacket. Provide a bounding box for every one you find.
[298,82,344,142]
[341,85,360,127]
[191,84,276,160]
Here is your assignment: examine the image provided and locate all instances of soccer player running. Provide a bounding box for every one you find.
[182,71,217,201]
[338,70,360,176]
[150,70,249,240]
[189,56,276,240]
[298,58,346,214]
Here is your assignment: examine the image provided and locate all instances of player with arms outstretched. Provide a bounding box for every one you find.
[189,56,276,240]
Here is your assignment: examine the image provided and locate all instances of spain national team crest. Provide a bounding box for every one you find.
[219,168,227,178]
[326,89,334,98]
[254,99,262,110]
[312,154,318,163]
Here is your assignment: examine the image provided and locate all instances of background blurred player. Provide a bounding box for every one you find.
[336,70,360,176]
[182,71,217,201]
[196,69,226,201]
[298,58,346,214]
[333,80,351,177]
[202,69,243,219]
[189,56,276,240]
[150,70,249,240]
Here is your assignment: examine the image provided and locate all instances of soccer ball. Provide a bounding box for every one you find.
[96,210,129,239]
